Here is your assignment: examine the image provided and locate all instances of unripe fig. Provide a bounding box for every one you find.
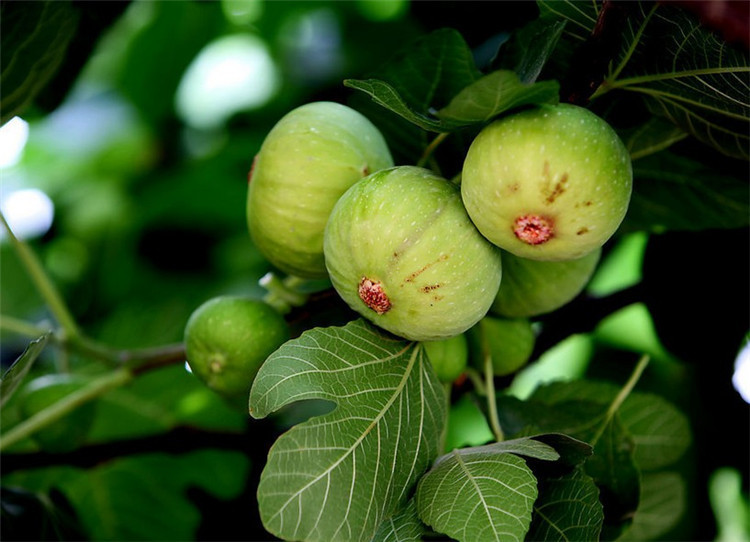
[18,374,97,453]
[324,166,502,342]
[184,296,289,399]
[492,248,601,318]
[422,333,469,383]
[247,101,394,278]
[469,316,535,376]
[461,103,632,261]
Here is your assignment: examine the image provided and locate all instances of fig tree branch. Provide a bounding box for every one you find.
[0,211,81,341]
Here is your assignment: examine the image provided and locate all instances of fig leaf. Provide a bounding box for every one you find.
[249,319,446,542]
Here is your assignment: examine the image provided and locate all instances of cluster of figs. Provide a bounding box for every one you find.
[246,100,632,379]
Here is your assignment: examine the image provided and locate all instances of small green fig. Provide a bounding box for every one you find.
[461,103,632,261]
[18,374,97,453]
[469,316,536,376]
[422,334,469,383]
[247,101,394,278]
[324,166,502,342]
[184,296,289,399]
[492,248,601,318]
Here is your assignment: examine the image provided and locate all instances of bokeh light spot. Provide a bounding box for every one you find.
[176,34,279,130]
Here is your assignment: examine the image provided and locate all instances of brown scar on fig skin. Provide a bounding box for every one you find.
[419,284,442,293]
[514,214,554,245]
[541,160,569,204]
[358,277,391,314]
[403,254,449,284]
[577,227,589,235]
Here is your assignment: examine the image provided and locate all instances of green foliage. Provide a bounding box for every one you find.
[0,1,79,124]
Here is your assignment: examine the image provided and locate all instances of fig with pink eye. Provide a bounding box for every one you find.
[324,166,502,342]
[247,101,393,279]
[461,103,632,261]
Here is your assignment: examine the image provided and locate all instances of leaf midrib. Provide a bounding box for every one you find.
[268,343,420,523]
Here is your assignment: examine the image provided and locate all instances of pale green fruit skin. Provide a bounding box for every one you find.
[461,103,632,261]
[184,296,289,398]
[492,248,601,318]
[247,101,394,278]
[324,166,503,342]
[19,374,97,453]
[469,316,535,376]
[422,334,469,383]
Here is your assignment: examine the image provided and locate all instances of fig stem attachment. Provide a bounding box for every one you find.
[417,132,449,169]
[260,272,308,314]
[484,350,504,442]
[0,211,81,341]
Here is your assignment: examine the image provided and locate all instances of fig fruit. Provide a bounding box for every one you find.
[18,373,97,453]
[461,103,632,261]
[492,248,601,318]
[422,333,469,383]
[469,316,536,376]
[324,166,502,342]
[184,296,289,399]
[247,101,394,278]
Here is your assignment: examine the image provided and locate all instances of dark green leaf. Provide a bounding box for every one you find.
[531,380,692,470]
[0,334,50,408]
[416,449,537,542]
[372,499,424,542]
[63,451,249,541]
[537,0,598,43]
[624,151,749,233]
[528,466,604,542]
[437,71,560,124]
[0,1,80,125]
[618,471,687,541]
[344,78,445,132]
[249,319,446,542]
[541,0,750,159]
[617,393,692,470]
[345,28,482,133]
[530,433,594,468]
[495,18,568,83]
[621,116,689,160]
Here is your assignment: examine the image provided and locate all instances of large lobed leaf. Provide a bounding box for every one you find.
[249,319,446,542]
[539,0,750,159]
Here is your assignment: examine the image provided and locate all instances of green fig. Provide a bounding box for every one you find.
[324,166,502,342]
[247,101,394,278]
[422,333,469,383]
[469,316,536,376]
[18,373,97,453]
[492,248,601,318]
[461,103,632,261]
[184,296,289,399]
